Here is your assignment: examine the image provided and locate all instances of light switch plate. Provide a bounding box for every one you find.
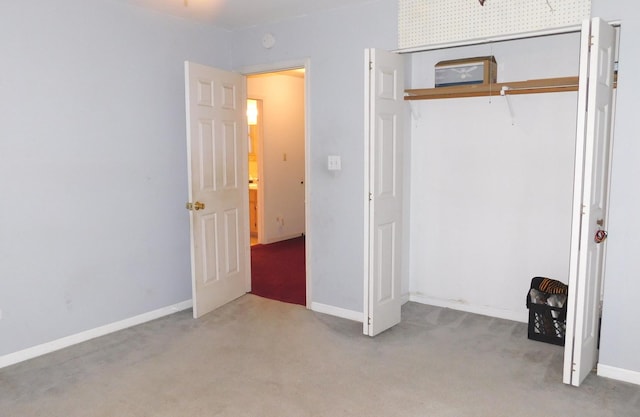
[328,155,341,171]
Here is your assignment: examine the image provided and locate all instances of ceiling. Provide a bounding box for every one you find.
[122,0,376,30]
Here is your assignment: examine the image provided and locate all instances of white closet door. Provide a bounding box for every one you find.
[364,49,405,336]
[563,18,616,387]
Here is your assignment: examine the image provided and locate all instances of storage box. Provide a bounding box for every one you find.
[527,303,566,346]
[435,56,497,87]
[526,277,568,346]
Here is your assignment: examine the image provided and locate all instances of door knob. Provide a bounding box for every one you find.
[186,201,205,211]
[595,229,608,244]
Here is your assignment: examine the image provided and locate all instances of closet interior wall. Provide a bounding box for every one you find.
[407,32,582,322]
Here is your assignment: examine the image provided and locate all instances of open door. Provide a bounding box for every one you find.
[364,49,405,336]
[185,61,251,318]
[563,18,616,386]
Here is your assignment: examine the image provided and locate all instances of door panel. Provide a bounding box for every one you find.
[364,49,405,336]
[222,121,239,188]
[563,18,615,387]
[185,62,250,319]
[201,213,219,284]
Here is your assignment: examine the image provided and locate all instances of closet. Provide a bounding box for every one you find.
[396,20,617,387]
[363,1,615,387]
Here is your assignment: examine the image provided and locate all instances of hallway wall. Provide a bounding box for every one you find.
[248,73,306,243]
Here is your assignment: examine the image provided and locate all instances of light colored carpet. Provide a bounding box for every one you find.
[1,294,639,417]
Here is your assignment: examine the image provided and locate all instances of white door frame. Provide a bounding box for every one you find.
[238,59,312,309]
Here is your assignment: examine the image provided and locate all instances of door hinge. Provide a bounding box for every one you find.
[368,316,372,325]
[369,61,373,71]
[369,192,373,201]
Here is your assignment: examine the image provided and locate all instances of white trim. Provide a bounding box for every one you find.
[396,25,582,53]
[597,364,640,386]
[301,56,310,311]
[238,59,309,77]
[395,19,621,54]
[0,300,192,369]
[311,302,363,322]
[409,293,528,323]
[401,293,411,304]
[363,48,373,335]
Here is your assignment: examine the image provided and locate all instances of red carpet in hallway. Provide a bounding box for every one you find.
[250,236,306,306]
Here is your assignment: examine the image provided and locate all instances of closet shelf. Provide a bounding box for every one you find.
[405,76,580,100]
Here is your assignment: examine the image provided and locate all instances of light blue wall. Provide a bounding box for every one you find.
[590,0,640,376]
[230,0,398,312]
[0,0,232,355]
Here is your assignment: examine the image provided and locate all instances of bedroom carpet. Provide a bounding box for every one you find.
[1,295,639,417]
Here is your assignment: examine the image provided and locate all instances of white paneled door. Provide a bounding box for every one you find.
[364,49,405,336]
[185,62,250,318]
[563,18,616,387]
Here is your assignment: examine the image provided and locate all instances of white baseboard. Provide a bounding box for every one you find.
[310,302,363,322]
[409,293,528,323]
[0,300,193,369]
[597,364,640,386]
[401,292,411,304]
[310,295,525,325]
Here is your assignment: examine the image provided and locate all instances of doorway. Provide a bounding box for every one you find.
[245,67,308,307]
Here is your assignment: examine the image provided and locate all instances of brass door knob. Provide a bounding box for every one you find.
[186,201,205,211]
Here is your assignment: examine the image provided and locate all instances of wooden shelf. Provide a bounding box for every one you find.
[405,76,580,100]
